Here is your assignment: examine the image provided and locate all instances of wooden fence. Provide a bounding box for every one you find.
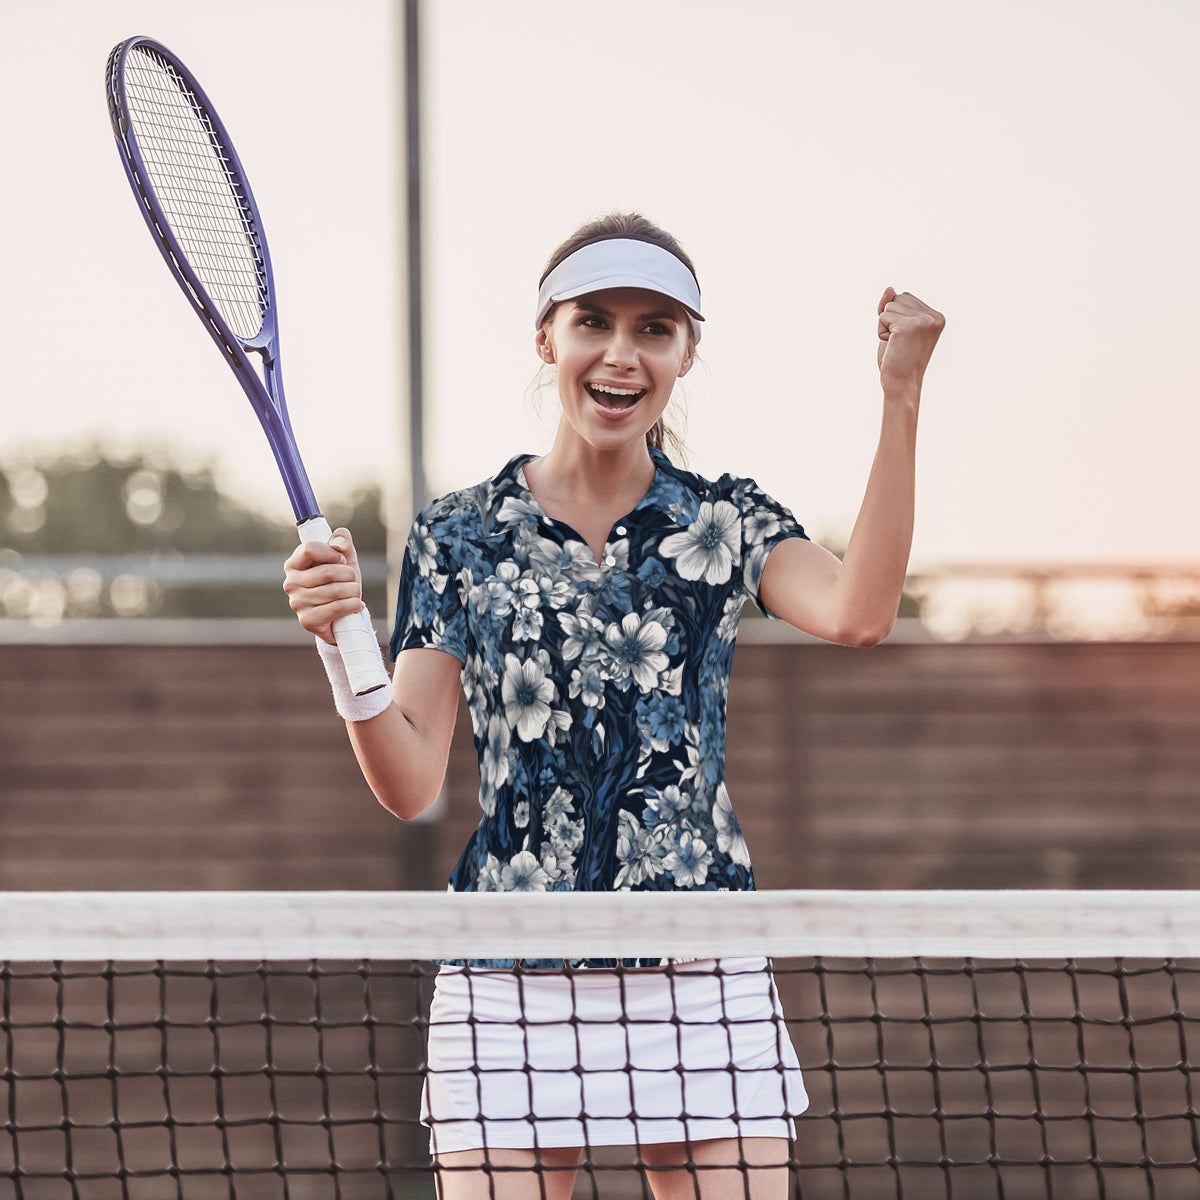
[1,637,1196,892]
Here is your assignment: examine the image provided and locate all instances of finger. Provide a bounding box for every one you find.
[287,586,363,633]
[287,539,346,572]
[877,286,897,315]
[282,562,359,600]
[288,579,362,611]
[884,293,942,324]
[301,597,367,644]
[290,567,358,593]
[878,298,928,336]
[328,527,360,570]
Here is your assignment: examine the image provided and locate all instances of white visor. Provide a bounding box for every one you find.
[535,238,703,343]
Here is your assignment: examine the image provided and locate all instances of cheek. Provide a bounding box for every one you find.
[652,347,691,385]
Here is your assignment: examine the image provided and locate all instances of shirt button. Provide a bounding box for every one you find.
[615,525,627,536]
[604,555,616,567]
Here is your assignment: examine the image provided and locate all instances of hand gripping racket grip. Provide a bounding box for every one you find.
[297,517,391,697]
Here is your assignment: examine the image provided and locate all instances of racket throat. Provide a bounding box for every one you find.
[243,327,277,365]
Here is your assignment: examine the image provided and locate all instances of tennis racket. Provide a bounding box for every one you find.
[105,35,388,695]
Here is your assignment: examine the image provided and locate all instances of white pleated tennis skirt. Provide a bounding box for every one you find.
[421,957,808,1154]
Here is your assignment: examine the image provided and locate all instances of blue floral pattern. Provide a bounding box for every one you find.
[391,448,807,966]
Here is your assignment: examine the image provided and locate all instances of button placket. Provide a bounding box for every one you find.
[602,525,628,570]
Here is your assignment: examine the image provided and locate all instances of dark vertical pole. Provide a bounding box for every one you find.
[396,0,441,908]
[396,20,440,1195]
[405,0,426,517]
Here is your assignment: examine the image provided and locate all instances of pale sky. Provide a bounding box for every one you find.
[3,0,1197,565]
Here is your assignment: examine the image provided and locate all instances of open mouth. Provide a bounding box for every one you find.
[586,383,647,410]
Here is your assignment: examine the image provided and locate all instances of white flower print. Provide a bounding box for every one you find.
[676,724,722,792]
[501,653,555,742]
[712,783,751,867]
[602,611,669,693]
[545,821,582,887]
[521,532,601,584]
[645,785,692,825]
[663,829,714,887]
[484,562,521,618]
[512,526,564,570]
[410,522,441,578]
[495,495,542,528]
[540,849,565,885]
[513,799,530,828]
[601,539,630,572]
[744,507,781,547]
[659,663,684,697]
[659,500,741,585]
[500,849,551,892]
[541,705,574,748]
[479,713,512,814]
[543,787,576,824]
[716,592,743,644]
[559,603,607,668]
[536,575,575,610]
[514,576,541,610]
[614,811,668,889]
[542,787,584,881]
[511,605,544,642]
[569,667,606,709]
[476,853,504,891]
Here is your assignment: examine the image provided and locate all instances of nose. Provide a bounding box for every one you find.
[603,326,639,371]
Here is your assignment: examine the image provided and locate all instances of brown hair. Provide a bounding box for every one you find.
[538,213,698,459]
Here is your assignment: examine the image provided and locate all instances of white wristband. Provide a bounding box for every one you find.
[315,608,394,721]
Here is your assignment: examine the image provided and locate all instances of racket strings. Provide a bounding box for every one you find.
[123,47,268,342]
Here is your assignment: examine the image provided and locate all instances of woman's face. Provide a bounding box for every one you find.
[536,287,694,454]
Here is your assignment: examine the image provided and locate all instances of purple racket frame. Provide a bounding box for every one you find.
[105,36,389,696]
[105,35,319,522]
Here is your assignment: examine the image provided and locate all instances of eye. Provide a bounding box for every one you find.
[576,314,607,330]
[642,322,672,337]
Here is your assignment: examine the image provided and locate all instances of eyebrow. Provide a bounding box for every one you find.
[574,301,679,323]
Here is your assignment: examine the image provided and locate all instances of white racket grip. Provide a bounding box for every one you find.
[298,516,391,698]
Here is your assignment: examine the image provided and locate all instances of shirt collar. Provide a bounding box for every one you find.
[480,454,539,537]
[481,449,675,538]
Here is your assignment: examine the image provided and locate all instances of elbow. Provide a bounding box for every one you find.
[830,617,894,648]
[364,768,444,822]
[376,784,441,822]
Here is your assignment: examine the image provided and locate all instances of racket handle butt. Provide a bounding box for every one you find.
[297,516,390,697]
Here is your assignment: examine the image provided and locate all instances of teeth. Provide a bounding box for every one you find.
[591,384,642,397]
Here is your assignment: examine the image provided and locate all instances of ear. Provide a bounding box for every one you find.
[677,346,695,378]
[535,325,555,364]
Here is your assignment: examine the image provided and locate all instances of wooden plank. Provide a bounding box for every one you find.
[2,641,1198,893]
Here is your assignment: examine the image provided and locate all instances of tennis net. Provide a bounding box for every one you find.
[2,890,1198,1199]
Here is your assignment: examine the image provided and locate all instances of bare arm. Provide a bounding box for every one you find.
[759,288,944,647]
[283,529,460,820]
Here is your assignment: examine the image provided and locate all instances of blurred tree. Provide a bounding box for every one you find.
[0,448,386,620]
[0,447,384,555]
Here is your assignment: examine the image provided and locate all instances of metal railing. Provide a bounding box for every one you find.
[0,555,1197,642]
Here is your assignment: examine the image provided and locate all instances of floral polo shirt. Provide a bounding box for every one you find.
[390,448,808,967]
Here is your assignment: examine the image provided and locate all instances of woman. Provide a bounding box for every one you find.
[284,212,944,1199]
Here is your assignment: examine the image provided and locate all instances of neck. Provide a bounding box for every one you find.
[531,427,657,507]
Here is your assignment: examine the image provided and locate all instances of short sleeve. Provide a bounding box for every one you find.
[389,511,469,663]
[739,480,808,619]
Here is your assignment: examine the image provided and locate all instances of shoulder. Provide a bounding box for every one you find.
[647,449,766,514]
[416,454,535,537]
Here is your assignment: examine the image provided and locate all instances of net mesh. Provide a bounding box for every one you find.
[122,45,267,341]
[2,891,1198,1200]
